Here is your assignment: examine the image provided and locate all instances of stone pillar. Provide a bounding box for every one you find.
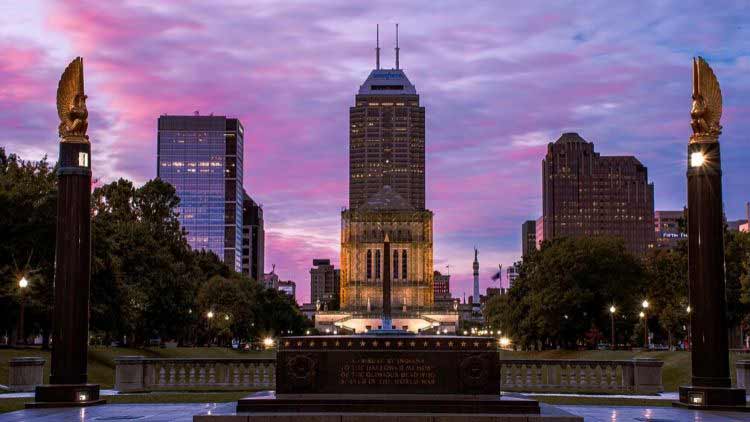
[114,356,146,393]
[632,358,664,393]
[9,358,45,392]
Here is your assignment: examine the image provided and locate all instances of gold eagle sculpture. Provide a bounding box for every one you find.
[56,57,88,140]
[690,56,722,138]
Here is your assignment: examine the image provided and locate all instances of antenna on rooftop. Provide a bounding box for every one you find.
[376,24,381,70]
[395,23,400,69]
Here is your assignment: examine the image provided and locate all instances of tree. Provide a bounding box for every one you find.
[485,237,644,350]
[643,247,688,349]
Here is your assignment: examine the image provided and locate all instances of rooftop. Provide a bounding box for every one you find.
[358,69,417,96]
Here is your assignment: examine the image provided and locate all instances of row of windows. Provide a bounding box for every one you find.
[365,249,408,280]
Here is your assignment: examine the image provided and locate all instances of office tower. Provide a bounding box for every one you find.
[506,262,520,287]
[433,270,451,299]
[542,132,655,255]
[535,216,544,249]
[340,26,434,313]
[521,220,536,257]
[654,210,687,249]
[310,259,341,308]
[278,280,296,299]
[157,114,244,271]
[242,192,265,281]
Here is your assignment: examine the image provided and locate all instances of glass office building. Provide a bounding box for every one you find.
[157,115,244,272]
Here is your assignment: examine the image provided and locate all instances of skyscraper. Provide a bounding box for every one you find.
[340,26,434,316]
[348,26,425,210]
[242,191,264,281]
[157,114,244,271]
[310,259,341,309]
[542,132,655,255]
[521,220,536,258]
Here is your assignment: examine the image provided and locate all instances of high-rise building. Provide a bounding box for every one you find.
[521,220,536,257]
[262,270,279,290]
[340,29,434,315]
[542,132,655,255]
[310,259,340,309]
[654,210,686,249]
[535,216,544,249]
[241,192,264,281]
[348,39,425,210]
[157,114,244,272]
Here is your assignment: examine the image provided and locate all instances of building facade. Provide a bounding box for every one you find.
[542,132,655,255]
[325,39,455,334]
[507,262,520,287]
[433,270,450,300]
[521,220,536,257]
[157,114,244,271]
[654,210,686,249]
[241,192,264,281]
[278,280,296,299]
[535,216,544,249]
[310,259,340,309]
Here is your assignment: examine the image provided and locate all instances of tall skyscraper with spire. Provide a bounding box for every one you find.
[338,25,435,329]
[349,24,425,210]
[472,248,479,305]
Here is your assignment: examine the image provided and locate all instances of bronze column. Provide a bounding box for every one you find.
[30,57,104,408]
[676,57,745,409]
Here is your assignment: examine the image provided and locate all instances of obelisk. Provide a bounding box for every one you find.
[676,57,745,409]
[382,233,392,330]
[30,57,104,408]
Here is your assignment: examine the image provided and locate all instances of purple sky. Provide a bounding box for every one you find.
[1,1,749,304]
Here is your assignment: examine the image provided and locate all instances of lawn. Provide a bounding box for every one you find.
[0,346,274,390]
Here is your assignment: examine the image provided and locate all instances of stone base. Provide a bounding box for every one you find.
[236,391,541,414]
[26,383,106,408]
[674,385,749,411]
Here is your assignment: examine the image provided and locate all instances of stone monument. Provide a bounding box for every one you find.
[28,57,105,408]
[232,232,556,419]
[675,57,747,410]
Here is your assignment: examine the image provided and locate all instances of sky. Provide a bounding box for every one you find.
[1,1,749,304]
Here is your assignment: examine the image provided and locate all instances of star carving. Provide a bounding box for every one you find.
[385,341,391,347]
[397,341,403,347]
[321,341,328,347]
[284,341,290,347]
[309,341,316,347]
[296,341,303,347]
[448,341,454,347]
[372,340,379,347]
[360,341,366,347]
[335,341,340,347]
[460,341,467,347]
[473,342,480,347]
[347,341,353,347]
[410,341,416,347]
[435,341,441,347]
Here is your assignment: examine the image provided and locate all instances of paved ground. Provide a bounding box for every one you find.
[2,402,750,422]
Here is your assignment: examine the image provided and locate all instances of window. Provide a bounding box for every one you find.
[402,250,407,279]
[375,250,381,279]
[393,250,399,279]
[366,250,372,279]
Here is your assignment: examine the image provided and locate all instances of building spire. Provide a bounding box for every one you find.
[376,24,381,70]
[395,23,400,69]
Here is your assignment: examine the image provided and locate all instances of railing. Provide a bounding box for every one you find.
[499,358,663,393]
[114,356,276,393]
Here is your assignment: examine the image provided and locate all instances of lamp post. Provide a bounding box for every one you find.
[676,57,745,409]
[641,300,649,349]
[686,305,692,351]
[206,311,214,346]
[609,305,616,350]
[17,276,29,346]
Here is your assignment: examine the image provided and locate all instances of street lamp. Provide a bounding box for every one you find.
[207,311,214,319]
[17,276,29,345]
[609,305,616,350]
[641,299,649,349]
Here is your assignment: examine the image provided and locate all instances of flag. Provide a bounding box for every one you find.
[491,265,503,282]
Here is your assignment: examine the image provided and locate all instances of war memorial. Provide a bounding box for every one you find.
[5,44,750,422]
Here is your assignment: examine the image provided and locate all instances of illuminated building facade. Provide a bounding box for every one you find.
[157,115,244,271]
[242,192,265,281]
[654,210,686,249]
[542,132,655,255]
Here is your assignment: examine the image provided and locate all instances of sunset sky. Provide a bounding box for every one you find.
[1,1,749,303]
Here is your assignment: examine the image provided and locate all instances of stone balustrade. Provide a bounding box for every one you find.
[499,358,663,393]
[8,357,45,392]
[114,356,276,393]
[736,360,750,392]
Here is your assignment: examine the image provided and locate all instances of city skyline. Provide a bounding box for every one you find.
[1,2,749,303]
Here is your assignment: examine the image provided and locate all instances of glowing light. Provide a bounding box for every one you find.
[18,277,28,289]
[224,314,230,321]
[499,337,511,348]
[642,300,649,309]
[263,337,275,348]
[687,306,691,314]
[305,330,311,335]
[206,311,214,319]
[639,311,645,318]
[609,305,616,314]
[77,392,88,401]
[690,152,705,167]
